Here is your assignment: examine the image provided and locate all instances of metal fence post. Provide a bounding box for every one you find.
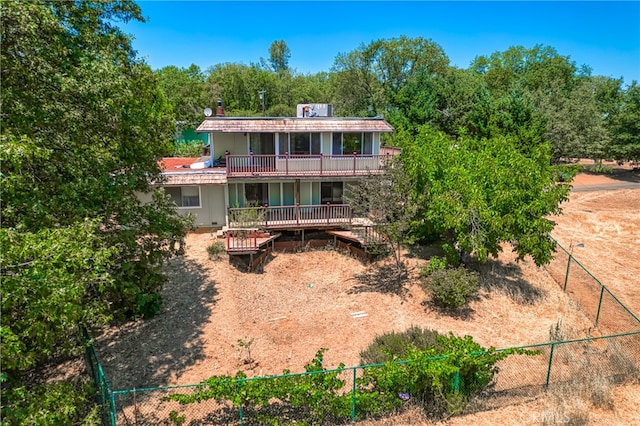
[545,343,555,388]
[563,254,572,291]
[109,390,117,426]
[351,367,357,423]
[238,380,244,426]
[595,286,605,328]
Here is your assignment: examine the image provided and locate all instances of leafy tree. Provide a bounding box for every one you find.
[330,36,449,117]
[206,62,278,114]
[267,39,291,74]
[344,158,424,271]
[397,127,572,266]
[471,44,579,97]
[156,64,208,128]
[608,81,640,162]
[538,77,612,162]
[429,68,485,138]
[1,0,190,420]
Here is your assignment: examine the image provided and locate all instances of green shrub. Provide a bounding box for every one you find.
[587,163,614,174]
[421,256,447,276]
[173,140,203,157]
[360,333,532,418]
[424,266,479,310]
[360,326,440,365]
[207,241,226,260]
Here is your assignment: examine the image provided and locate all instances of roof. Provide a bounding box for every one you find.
[196,117,395,133]
[162,172,227,185]
[158,157,227,185]
[159,157,200,171]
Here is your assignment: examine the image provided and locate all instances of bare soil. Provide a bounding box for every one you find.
[94,166,640,424]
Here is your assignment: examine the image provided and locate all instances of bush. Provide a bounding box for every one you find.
[207,241,226,260]
[587,163,614,174]
[173,140,203,157]
[421,256,447,276]
[1,380,100,425]
[424,267,479,310]
[360,326,441,365]
[360,333,530,418]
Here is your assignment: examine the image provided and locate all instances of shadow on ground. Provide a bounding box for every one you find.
[349,264,409,297]
[475,259,545,305]
[94,256,217,390]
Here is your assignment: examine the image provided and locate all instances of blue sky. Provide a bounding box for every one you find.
[123,1,640,85]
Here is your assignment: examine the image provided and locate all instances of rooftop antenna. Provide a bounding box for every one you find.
[258,89,266,116]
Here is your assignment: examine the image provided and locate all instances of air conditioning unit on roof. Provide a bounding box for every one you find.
[297,103,333,118]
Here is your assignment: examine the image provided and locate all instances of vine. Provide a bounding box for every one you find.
[166,337,538,423]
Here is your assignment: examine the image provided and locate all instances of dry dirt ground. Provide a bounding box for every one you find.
[95,165,640,424]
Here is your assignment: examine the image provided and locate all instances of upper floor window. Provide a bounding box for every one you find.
[279,132,321,155]
[166,186,200,208]
[332,132,373,155]
[249,133,275,155]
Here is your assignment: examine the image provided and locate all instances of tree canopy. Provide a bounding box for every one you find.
[396,127,574,266]
[1,1,190,422]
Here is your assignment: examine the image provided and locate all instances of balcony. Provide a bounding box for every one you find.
[225,154,390,178]
[228,204,353,230]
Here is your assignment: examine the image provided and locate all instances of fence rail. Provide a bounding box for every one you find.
[226,154,389,177]
[84,239,640,425]
[228,204,353,230]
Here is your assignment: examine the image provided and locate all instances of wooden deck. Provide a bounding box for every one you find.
[229,204,353,231]
[226,231,281,254]
[226,154,390,178]
[326,227,387,246]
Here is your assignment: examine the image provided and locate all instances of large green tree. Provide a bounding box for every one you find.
[608,82,640,162]
[397,127,572,266]
[330,36,449,117]
[538,77,612,162]
[156,64,208,128]
[1,1,190,421]
[268,39,291,74]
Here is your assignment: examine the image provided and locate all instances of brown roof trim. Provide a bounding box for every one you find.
[196,117,395,133]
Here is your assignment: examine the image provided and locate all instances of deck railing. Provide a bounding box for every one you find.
[226,153,390,177]
[228,204,352,229]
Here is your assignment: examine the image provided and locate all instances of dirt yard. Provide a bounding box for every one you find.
[95,165,640,424]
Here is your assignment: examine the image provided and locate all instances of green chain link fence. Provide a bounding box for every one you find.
[84,239,640,425]
[544,237,640,334]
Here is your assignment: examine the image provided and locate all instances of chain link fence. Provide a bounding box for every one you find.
[84,239,640,425]
[544,238,640,334]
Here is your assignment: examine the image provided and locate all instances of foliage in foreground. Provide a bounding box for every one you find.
[1,378,100,426]
[168,334,534,424]
[1,1,191,422]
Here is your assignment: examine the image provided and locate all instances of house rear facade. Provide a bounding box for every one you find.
[149,103,395,253]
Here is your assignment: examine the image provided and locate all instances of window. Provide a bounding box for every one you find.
[249,133,275,154]
[279,133,321,155]
[321,182,343,204]
[166,186,200,208]
[245,183,269,205]
[332,132,373,155]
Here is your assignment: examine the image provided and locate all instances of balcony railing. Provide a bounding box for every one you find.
[228,204,352,230]
[226,154,390,177]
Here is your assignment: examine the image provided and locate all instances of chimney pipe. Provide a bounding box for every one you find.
[216,98,224,117]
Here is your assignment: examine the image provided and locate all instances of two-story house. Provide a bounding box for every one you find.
[154,103,395,255]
